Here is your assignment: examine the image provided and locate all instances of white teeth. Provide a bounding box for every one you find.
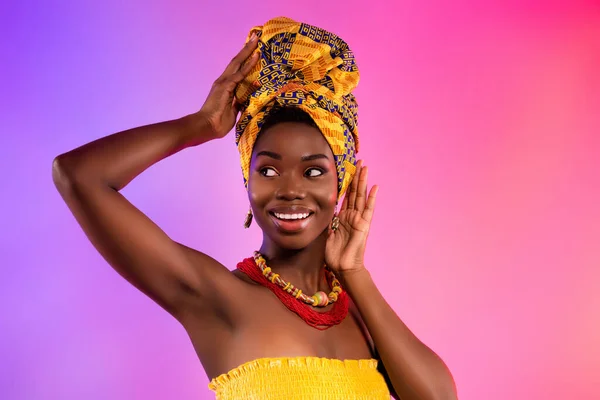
[274,212,310,220]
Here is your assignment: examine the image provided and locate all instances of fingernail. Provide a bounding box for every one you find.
[250,32,257,41]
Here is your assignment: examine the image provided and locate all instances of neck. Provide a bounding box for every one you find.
[258,232,330,294]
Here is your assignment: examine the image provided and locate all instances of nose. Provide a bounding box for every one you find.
[275,172,306,201]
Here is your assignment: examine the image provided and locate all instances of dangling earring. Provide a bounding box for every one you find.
[331,213,340,231]
[331,202,340,231]
[244,208,253,229]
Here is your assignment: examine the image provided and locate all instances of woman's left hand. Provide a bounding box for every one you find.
[325,160,379,276]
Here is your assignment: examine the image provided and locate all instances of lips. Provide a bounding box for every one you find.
[269,213,313,232]
[267,205,315,233]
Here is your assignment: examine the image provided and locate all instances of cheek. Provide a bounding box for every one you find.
[319,177,338,209]
[330,174,339,203]
[247,176,267,207]
[327,191,337,207]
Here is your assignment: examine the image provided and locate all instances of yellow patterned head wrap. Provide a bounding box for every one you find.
[235,16,360,200]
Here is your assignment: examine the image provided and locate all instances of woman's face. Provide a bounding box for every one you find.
[248,121,338,250]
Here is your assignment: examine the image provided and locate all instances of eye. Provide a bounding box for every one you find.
[305,168,324,177]
[260,167,278,177]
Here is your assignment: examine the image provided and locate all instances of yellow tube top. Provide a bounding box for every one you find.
[208,356,391,399]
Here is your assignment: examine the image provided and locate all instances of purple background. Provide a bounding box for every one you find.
[2,1,599,399]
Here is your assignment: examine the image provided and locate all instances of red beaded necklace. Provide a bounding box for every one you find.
[236,255,349,330]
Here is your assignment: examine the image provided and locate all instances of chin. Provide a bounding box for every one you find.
[272,234,315,251]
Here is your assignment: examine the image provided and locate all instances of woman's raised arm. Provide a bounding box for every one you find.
[52,34,260,321]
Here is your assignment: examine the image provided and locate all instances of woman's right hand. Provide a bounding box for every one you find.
[197,32,260,140]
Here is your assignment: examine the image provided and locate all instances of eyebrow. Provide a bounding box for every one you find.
[256,151,330,161]
[256,151,282,160]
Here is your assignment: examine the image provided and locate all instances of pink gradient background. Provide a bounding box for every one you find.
[2,1,599,399]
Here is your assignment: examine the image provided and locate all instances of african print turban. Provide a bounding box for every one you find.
[235,16,360,201]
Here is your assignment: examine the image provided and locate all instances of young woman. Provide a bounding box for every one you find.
[52,17,456,400]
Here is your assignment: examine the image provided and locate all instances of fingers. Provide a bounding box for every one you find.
[339,191,349,212]
[231,95,242,113]
[221,32,260,79]
[354,165,368,212]
[362,185,379,223]
[232,52,259,83]
[345,160,377,219]
[347,160,362,210]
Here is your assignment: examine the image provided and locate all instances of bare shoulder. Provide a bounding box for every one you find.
[347,297,376,354]
[174,242,233,277]
[173,243,254,322]
[175,243,257,288]
[230,267,260,285]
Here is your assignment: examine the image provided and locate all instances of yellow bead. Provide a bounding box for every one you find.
[270,273,279,283]
[295,289,302,299]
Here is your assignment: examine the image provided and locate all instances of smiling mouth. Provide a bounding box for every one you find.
[271,212,313,220]
[268,211,314,232]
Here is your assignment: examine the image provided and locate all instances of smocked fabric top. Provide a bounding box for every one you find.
[207,356,391,399]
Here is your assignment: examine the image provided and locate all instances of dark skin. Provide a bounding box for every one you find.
[53,32,455,399]
[248,121,338,292]
[51,31,381,385]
